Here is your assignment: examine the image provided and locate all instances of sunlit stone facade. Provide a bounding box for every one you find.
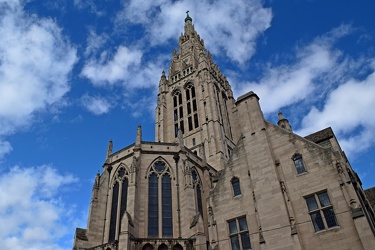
[73,14,375,250]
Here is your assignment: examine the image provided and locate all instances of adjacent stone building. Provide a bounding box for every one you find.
[73,14,375,250]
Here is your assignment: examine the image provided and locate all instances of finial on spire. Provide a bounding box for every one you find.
[185,10,192,22]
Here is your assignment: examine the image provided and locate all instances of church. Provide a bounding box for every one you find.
[73,14,375,250]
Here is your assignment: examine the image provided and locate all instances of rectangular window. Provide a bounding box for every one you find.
[194,114,199,128]
[228,217,251,250]
[188,117,193,131]
[187,102,191,114]
[293,154,306,174]
[305,191,338,232]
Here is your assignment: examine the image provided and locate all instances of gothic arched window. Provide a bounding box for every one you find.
[109,166,129,242]
[186,84,199,131]
[173,90,184,137]
[148,160,173,237]
[192,168,203,215]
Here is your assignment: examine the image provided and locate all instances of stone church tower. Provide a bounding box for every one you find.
[73,14,375,250]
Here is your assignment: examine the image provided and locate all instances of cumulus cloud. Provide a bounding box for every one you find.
[298,67,375,156]
[116,0,272,63]
[81,46,143,86]
[233,25,352,113]
[232,25,375,157]
[0,165,78,250]
[0,0,77,158]
[81,94,112,115]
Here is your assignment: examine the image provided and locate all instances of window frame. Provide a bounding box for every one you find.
[227,216,251,250]
[231,177,241,197]
[292,153,307,175]
[305,191,338,232]
[147,160,174,238]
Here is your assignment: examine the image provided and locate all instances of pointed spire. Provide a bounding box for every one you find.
[159,70,167,93]
[184,11,194,34]
[106,139,113,159]
[136,124,142,146]
[277,112,292,132]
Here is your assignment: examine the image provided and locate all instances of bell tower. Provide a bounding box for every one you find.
[155,13,240,170]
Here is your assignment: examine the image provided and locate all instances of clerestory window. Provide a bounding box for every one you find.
[305,191,338,232]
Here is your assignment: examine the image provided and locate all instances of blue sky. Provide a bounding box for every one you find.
[1,0,374,249]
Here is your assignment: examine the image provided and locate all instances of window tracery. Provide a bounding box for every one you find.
[147,160,173,237]
[109,165,129,242]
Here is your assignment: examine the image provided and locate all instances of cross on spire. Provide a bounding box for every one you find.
[185,10,192,22]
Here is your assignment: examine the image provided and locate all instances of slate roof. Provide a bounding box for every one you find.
[305,127,334,144]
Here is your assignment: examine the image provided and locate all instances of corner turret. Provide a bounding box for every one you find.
[277,112,292,132]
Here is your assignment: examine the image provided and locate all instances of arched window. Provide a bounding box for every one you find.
[173,90,184,137]
[109,166,129,242]
[293,153,306,174]
[148,160,173,237]
[158,243,168,250]
[143,243,154,250]
[173,243,183,250]
[109,182,119,242]
[231,177,241,196]
[186,84,199,131]
[192,169,203,215]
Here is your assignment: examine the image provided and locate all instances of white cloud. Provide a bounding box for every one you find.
[0,140,13,159]
[297,68,375,156]
[0,1,77,157]
[81,46,143,86]
[116,0,272,63]
[81,94,112,115]
[81,43,166,92]
[0,165,78,250]
[84,28,109,57]
[232,25,375,157]
[233,42,337,113]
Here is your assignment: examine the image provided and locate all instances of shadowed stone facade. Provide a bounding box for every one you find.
[73,14,375,250]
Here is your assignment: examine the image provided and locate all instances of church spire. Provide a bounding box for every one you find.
[184,10,194,34]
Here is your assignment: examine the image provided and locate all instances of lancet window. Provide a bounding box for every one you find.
[148,160,173,237]
[191,168,203,215]
[109,166,129,242]
[173,90,184,137]
[186,84,199,131]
